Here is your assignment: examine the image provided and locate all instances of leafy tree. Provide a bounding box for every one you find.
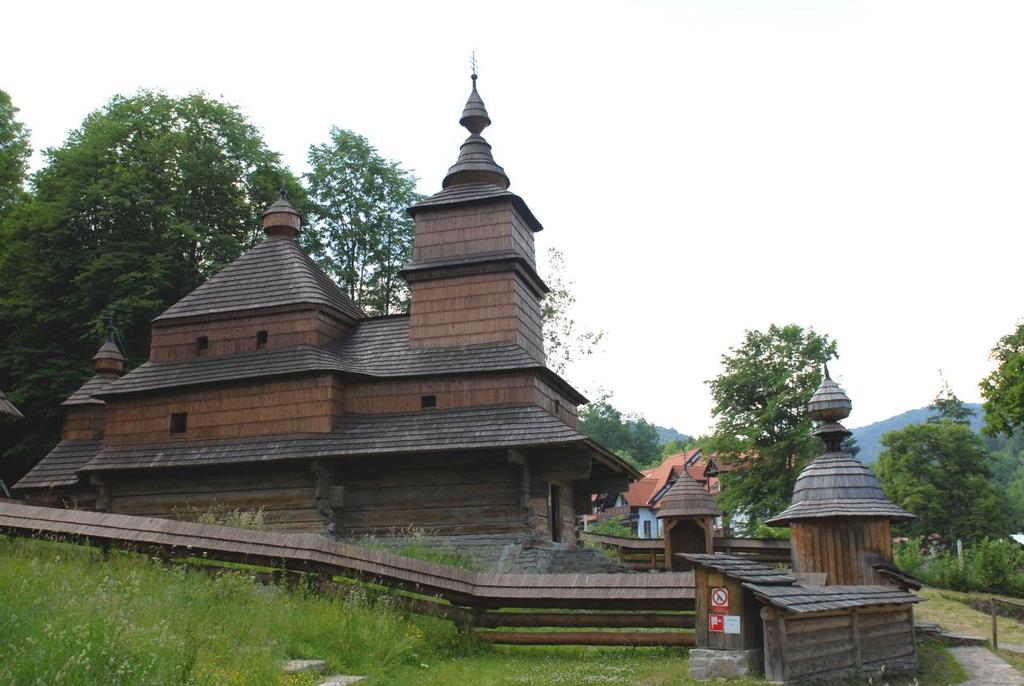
[0,91,297,484]
[578,395,661,468]
[929,377,976,425]
[541,247,604,375]
[981,322,1024,437]
[707,324,837,535]
[305,128,421,315]
[876,420,1009,546]
[0,89,30,215]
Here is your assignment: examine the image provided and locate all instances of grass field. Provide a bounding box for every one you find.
[0,536,990,685]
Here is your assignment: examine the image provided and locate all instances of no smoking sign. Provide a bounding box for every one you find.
[711,587,729,612]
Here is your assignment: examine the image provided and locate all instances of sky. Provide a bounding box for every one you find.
[3,1,1022,435]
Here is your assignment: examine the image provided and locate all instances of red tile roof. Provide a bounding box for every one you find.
[622,450,700,507]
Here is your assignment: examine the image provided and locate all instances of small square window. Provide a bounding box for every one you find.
[170,412,188,435]
[420,395,437,409]
[256,330,268,348]
[196,336,209,354]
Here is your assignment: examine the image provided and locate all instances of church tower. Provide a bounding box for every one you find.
[404,73,547,361]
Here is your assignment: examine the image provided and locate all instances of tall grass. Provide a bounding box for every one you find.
[894,536,1024,597]
[0,536,477,685]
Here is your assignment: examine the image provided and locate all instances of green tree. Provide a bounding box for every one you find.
[929,378,976,425]
[981,322,1024,437]
[0,91,297,483]
[0,89,31,215]
[707,324,837,535]
[305,128,421,315]
[578,395,661,469]
[541,247,604,375]
[876,420,1009,545]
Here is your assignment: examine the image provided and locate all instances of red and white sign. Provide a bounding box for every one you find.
[711,587,729,612]
[709,613,724,632]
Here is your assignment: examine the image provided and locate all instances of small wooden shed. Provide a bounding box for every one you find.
[751,583,920,683]
[684,553,921,684]
[657,469,721,570]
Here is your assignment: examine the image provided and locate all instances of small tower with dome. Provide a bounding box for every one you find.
[766,365,914,585]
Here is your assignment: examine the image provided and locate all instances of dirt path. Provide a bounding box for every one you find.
[949,647,1024,685]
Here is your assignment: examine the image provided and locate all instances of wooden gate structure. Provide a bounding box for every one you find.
[0,501,695,647]
[583,532,791,570]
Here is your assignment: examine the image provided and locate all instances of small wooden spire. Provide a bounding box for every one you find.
[92,320,125,375]
[443,73,510,190]
[261,189,301,239]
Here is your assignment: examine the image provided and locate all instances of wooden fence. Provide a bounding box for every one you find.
[0,502,695,647]
[583,532,791,570]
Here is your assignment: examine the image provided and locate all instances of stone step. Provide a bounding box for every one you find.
[282,659,328,674]
[318,677,367,686]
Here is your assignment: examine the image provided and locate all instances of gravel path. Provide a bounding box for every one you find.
[949,646,1024,685]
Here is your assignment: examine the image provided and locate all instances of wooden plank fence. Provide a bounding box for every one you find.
[583,532,791,570]
[0,502,695,646]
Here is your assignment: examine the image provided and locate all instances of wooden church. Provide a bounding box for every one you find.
[14,75,639,555]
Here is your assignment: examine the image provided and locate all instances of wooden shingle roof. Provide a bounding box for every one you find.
[679,553,795,585]
[62,373,120,406]
[0,389,24,420]
[15,439,102,489]
[744,583,920,614]
[765,452,914,525]
[153,237,364,324]
[15,406,634,489]
[96,316,586,404]
[655,469,721,518]
[409,184,542,232]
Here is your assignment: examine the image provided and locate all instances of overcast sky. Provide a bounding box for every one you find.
[4,1,1022,435]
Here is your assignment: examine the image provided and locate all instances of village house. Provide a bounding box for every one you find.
[593,449,725,538]
[13,75,640,565]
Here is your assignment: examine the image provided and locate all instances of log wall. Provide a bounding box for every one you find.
[790,518,892,585]
[104,375,343,444]
[408,271,544,361]
[335,452,530,537]
[150,309,350,362]
[343,372,576,425]
[411,200,536,267]
[63,405,105,440]
[762,605,917,683]
[104,465,325,533]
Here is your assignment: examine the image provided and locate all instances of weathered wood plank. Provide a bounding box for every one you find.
[472,630,695,646]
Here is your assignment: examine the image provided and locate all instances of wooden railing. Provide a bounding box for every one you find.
[583,532,791,570]
[0,502,695,647]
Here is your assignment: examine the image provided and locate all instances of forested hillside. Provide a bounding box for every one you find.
[851,403,984,463]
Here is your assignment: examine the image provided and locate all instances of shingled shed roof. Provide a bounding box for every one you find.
[153,237,365,324]
[62,373,120,406]
[408,183,542,232]
[16,439,102,489]
[744,583,920,614]
[22,405,632,481]
[0,389,24,420]
[655,469,721,518]
[680,553,796,585]
[765,452,914,525]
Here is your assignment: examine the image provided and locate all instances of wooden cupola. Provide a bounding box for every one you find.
[657,468,721,570]
[766,365,914,585]
[404,73,547,361]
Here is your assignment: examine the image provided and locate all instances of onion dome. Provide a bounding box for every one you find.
[766,364,913,525]
[656,469,721,519]
[261,189,301,238]
[92,325,125,375]
[808,364,852,422]
[765,452,913,524]
[443,74,510,190]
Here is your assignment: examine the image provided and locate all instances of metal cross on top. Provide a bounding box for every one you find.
[470,51,478,79]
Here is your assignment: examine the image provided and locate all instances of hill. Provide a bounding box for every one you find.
[850,403,984,464]
[655,425,692,445]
